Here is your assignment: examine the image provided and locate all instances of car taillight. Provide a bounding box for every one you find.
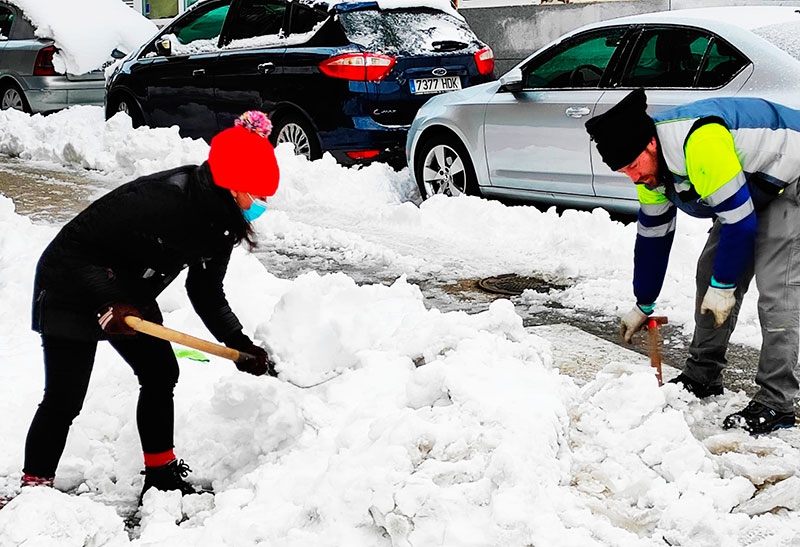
[319,53,396,82]
[345,150,381,160]
[34,45,58,76]
[474,46,494,75]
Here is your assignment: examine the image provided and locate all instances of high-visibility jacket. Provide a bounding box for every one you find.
[634,98,800,306]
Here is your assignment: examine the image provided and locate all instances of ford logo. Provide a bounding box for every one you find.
[432,67,447,76]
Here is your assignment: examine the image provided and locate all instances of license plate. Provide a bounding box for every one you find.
[410,76,461,95]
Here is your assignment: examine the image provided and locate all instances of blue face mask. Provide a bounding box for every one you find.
[242,195,267,222]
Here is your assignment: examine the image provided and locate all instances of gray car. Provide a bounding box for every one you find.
[0,1,107,113]
[406,6,800,216]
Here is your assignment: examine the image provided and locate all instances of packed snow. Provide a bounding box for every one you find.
[1,106,800,546]
[10,0,158,75]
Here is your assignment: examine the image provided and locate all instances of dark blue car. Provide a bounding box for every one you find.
[105,0,495,167]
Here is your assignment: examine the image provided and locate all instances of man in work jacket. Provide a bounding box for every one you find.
[585,88,800,435]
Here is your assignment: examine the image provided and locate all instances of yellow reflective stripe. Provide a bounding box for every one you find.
[685,123,743,199]
[641,202,672,216]
[636,183,668,205]
[705,171,746,207]
[717,198,754,224]
[637,217,676,237]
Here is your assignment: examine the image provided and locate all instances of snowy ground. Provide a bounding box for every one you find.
[1,106,799,546]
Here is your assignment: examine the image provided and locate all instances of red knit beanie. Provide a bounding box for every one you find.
[208,111,280,196]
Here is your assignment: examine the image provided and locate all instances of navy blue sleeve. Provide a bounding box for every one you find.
[632,205,676,306]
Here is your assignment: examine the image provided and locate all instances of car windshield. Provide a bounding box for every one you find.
[752,21,800,61]
[339,8,478,55]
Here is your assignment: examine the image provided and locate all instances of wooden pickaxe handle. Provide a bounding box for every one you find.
[646,316,668,386]
[124,316,255,364]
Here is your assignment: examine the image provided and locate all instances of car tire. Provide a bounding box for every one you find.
[415,135,479,199]
[108,94,144,128]
[270,113,321,161]
[0,82,30,113]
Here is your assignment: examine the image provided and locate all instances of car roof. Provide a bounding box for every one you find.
[189,0,453,10]
[544,5,800,72]
[587,6,800,33]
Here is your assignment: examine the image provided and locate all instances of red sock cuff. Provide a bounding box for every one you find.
[143,449,176,468]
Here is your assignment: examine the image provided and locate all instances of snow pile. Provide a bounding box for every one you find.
[0,108,208,181]
[0,106,799,545]
[11,0,158,75]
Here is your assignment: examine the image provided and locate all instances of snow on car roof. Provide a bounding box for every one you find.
[10,0,158,75]
[372,0,458,17]
[186,0,461,18]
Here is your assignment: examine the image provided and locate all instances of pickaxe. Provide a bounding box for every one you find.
[646,316,668,386]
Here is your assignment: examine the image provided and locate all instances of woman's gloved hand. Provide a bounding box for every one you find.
[235,344,277,377]
[97,302,142,335]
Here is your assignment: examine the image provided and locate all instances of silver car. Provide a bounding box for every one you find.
[406,6,800,215]
[0,1,107,113]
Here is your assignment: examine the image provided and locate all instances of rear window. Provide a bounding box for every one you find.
[338,8,479,55]
[753,21,800,62]
[0,7,12,40]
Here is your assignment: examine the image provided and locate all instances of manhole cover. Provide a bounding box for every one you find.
[477,274,565,296]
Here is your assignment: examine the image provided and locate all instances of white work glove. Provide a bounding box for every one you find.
[700,285,736,328]
[619,304,651,343]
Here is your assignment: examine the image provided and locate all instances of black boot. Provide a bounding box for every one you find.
[668,373,723,398]
[723,400,795,435]
[140,459,200,502]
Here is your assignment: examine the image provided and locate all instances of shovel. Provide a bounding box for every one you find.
[122,316,339,388]
[123,316,256,365]
[646,316,668,386]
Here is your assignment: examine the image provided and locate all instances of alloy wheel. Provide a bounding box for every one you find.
[276,122,311,159]
[1,88,24,111]
[421,143,467,197]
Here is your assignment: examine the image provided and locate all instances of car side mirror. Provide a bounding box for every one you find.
[498,69,523,93]
[155,38,172,57]
[111,48,126,59]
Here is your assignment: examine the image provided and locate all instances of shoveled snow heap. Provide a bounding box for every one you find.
[10,0,158,75]
[0,106,799,546]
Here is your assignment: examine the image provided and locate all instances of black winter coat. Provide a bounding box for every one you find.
[32,163,251,343]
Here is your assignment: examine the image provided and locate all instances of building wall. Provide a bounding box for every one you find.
[147,0,179,18]
[121,0,196,18]
[121,0,144,15]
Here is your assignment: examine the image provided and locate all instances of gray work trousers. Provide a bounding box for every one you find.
[683,182,800,413]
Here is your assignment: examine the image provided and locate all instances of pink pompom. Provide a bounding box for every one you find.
[235,110,273,138]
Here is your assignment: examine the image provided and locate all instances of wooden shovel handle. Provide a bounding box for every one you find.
[124,316,254,364]
[646,316,668,386]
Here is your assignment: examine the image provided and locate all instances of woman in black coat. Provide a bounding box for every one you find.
[21,111,279,500]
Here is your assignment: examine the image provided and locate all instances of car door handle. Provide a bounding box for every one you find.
[565,106,591,118]
[258,62,275,74]
[192,69,206,78]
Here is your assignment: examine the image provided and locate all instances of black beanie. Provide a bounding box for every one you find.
[584,88,656,171]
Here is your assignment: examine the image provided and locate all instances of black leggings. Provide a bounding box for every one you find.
[23,334,179,478]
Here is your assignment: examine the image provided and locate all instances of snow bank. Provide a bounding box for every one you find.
[12,0,157,75]
[1,105,799,546]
